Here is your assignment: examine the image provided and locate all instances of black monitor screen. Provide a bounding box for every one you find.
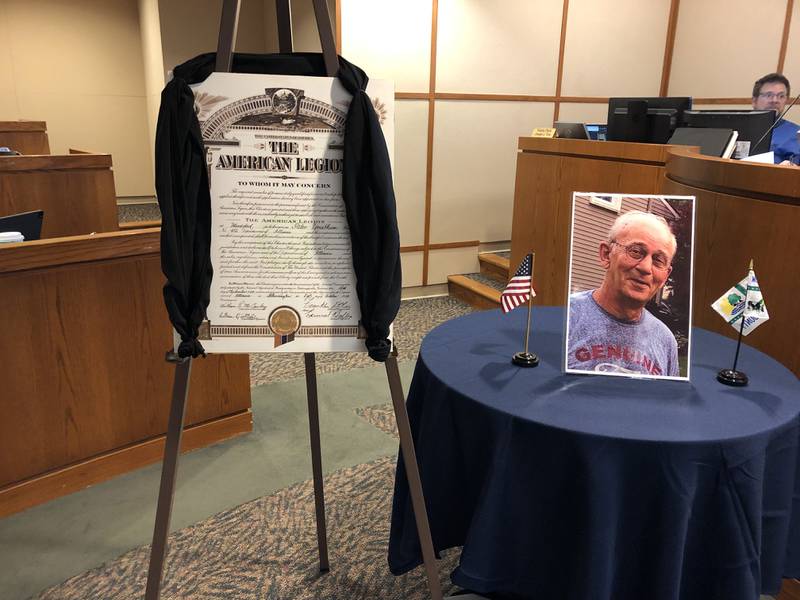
[681,110,775,157]
[0,210,44,241]
[607,97,692,144]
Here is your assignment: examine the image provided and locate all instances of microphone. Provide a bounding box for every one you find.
[752,92,800,151]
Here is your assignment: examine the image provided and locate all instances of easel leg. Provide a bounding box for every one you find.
[385,355,443,600]
[144,356,193,600]
[304,353,330,572]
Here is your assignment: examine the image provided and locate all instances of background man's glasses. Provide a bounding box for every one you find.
[610,241,671,270]
[758,92,787,100]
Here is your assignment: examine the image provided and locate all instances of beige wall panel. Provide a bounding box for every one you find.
[427,247,480,285]
[557,103,609,125]
[436,0,562,95]
[18,93,153,197]
[160,0,268,75]
[400,252,424,288]
[561,0,670,97]
[781,1,800,89]
[5,0,146,97]
[785,105,800,124]
[395,100,428,247]
[341,0,432,92]
[430,100,554,244]
[0,0,153,195]
[290,0,336,52]
[669,0,785,98]
[560,0,670,97]
[0,3,19,118]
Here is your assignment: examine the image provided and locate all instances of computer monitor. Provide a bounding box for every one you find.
[606,97,692,144]
[0,210,44,241]
[681,110,775,157]
[585,123,607,141]
[554,122,589,139]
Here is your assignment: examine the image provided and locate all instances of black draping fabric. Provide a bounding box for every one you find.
[155,76,212,359]
[155,52,401,360]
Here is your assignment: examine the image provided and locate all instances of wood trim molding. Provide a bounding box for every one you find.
[659,0,681,96]
[395,92,752,105]
[437,92,558,102]
[692,97,752,104]
[396,92,431,100]
[0,153,112,172]
[0,120,46,132]
[422,0,439,286]
[518,137,679,164]
[557,96,609,103]
[553,0,570,122]
[119,220,162,230]
[335,0,341,51]
[778,0,794,73]
[403,240,489,253]
[430,240,480,250]
[0,411,252,518]
[0,229,161,274]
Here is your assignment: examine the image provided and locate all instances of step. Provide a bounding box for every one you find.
[447,274,501,310]
[478,252,510,283]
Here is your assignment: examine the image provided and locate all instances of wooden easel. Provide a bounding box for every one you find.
[144,2,443,599]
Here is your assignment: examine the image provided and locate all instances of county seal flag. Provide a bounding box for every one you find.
[711,266,769,336]
[501,253,536,313]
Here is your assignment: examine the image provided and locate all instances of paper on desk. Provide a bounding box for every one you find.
[740,151,774,163]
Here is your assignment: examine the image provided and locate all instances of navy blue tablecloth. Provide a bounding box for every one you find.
[388,307,800,599]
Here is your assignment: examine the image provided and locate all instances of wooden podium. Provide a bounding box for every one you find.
[662,146,800,377]
[510,137,800,597]
[509,137,800,378]
[509,137,688,307]
[0,153,119,238]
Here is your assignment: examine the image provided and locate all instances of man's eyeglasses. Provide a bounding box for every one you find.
[610,241,672,270]
[758,92,787,100]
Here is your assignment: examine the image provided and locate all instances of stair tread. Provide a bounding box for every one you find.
[479,253,510,269]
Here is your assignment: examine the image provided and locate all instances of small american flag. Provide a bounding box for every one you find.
[501,253,535,313]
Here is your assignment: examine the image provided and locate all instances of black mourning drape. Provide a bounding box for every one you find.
[155,53,401,361]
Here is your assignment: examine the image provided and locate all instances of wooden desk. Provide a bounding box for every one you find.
[662,147,799,376]
[0,120,50,155]
[0,154,119,238]
[0,229,251,516]
[509,137,799,375]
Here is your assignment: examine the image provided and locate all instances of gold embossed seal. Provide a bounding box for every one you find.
[269,306,301,347]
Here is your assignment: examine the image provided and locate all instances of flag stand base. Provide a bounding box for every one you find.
[717,368,748,387]
[512,352,539,368]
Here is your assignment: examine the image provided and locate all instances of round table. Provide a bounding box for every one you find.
[388,307,800,600]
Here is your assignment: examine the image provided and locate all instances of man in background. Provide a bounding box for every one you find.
[567,211,679,377]
[752,72,799,164]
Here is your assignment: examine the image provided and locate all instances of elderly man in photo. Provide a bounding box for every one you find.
[568,211,679,376]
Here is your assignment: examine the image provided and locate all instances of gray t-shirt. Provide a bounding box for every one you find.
[567,290,679,377]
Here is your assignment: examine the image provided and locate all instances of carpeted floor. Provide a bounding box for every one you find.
[35,406,460,600]
[29,295,474,600]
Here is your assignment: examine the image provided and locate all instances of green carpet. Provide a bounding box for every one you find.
[0,362,418,600]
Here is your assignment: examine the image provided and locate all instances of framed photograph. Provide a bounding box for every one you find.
[564,193,696,381]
